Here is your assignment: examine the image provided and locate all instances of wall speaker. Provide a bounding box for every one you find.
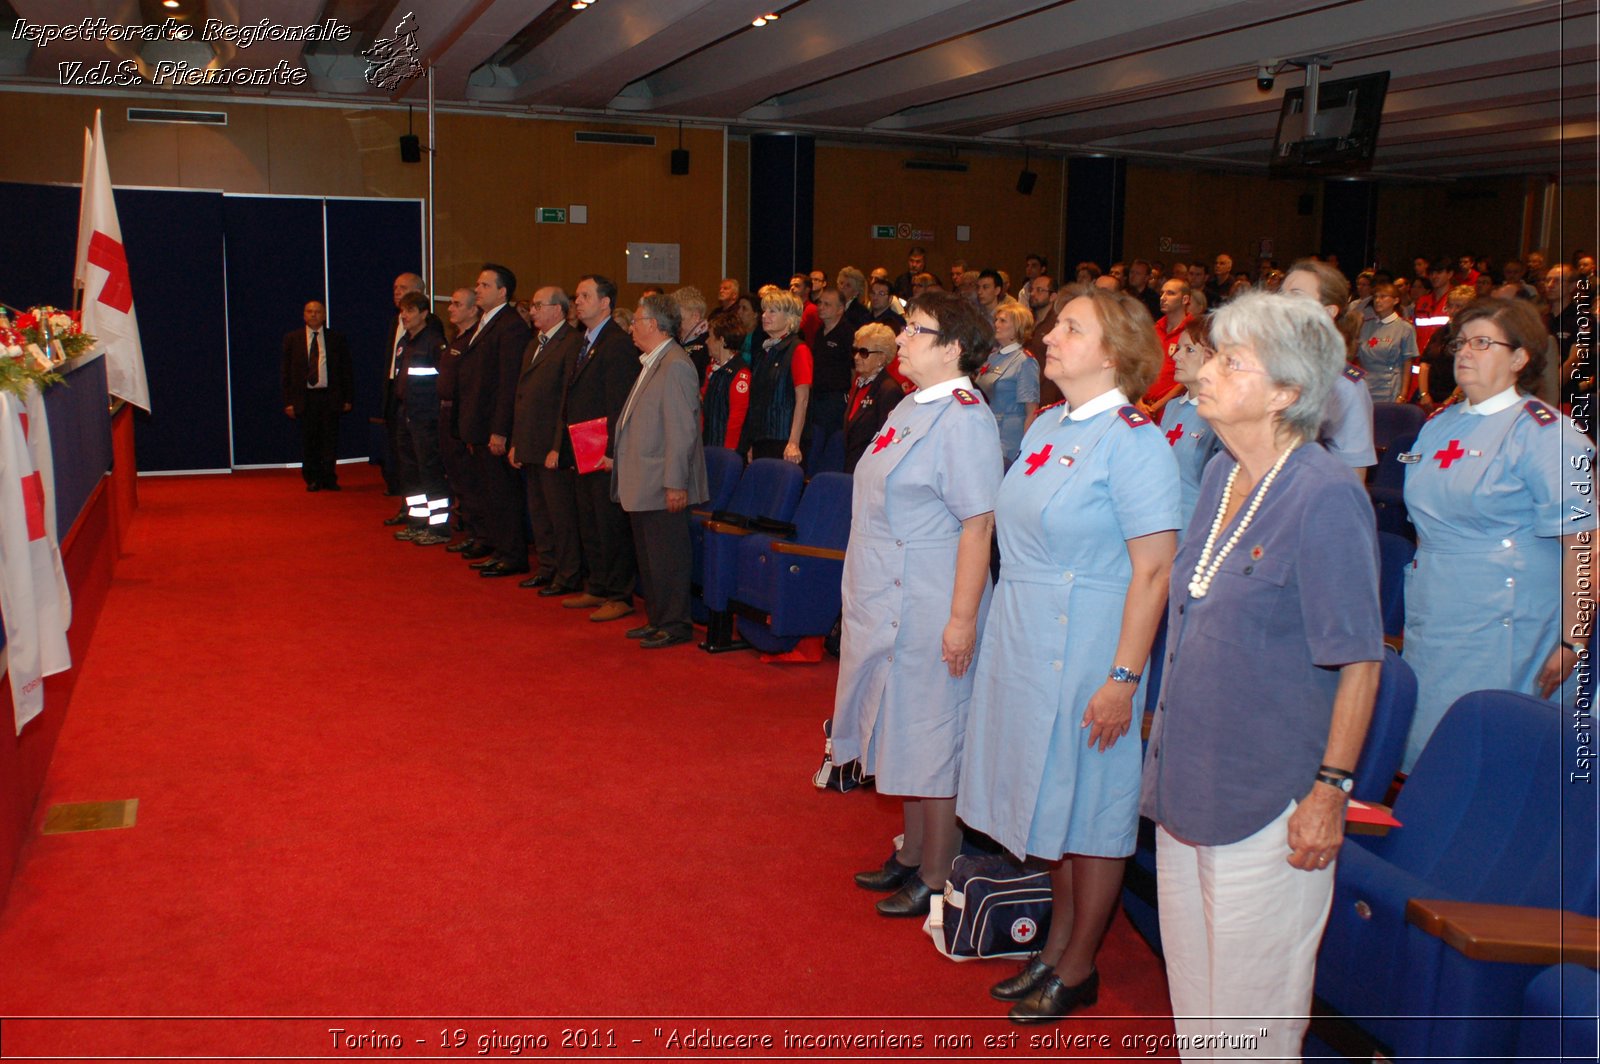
[399,134,421,163]
[671,148,690,175]
[1016,169,1037,195]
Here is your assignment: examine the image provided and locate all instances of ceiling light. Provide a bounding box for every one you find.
[571,1,587,7]
[752,16,766,26]
[162,0,180,6]
[766,12,779,19]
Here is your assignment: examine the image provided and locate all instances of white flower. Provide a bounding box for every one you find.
[49,313,72,332]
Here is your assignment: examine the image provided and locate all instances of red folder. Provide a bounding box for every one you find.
[567,416,609,475]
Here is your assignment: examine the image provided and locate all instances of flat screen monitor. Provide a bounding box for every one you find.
[1270,71,1390,176]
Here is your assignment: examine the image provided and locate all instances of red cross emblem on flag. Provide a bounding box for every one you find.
[1023,443,1053,475]
[21,470,45,541]
[88,231,133,313]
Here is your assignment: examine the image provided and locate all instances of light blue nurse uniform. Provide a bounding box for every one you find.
[1401,393,1596,771]
[958,394,1180,860]
[1357,316,1420,403]
[1321,367,1377,469]
[830,380,1003,797]
[975,343,1041,465]
[1161,394,1221,541]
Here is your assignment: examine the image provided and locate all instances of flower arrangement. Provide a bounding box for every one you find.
[0,305,93,398]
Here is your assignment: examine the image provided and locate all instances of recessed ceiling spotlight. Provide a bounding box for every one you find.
[571,1,587,8]
[751,16,766,26]
[766,12,779,19]
[162,0,180,7]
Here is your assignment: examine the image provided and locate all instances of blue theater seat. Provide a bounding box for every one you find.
[1314,689,1597,1062]
[1369,430,1416,540]
[728,472,854,654]
[697,458,806,650]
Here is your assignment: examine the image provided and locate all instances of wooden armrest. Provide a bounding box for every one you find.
[1404,899,1600,968]
[704,520,753,536]
[368,416,387,425]
[690,509,713,520]
[770,541,845,561]
[1140,710,1153,742]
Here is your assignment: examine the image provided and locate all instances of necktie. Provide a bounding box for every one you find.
[306,331,321,387]
[576,337,594,372]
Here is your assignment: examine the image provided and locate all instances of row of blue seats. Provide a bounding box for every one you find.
[687,450,853,655]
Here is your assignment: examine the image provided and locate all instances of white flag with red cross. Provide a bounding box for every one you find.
[0,388,72,733]
[74,109,149,412]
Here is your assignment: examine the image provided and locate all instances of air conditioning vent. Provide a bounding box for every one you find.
[128,108,228,126]
[575,130,656,147]
[904,159,968,173]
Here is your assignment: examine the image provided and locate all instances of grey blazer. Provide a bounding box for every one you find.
[611,341,710,512]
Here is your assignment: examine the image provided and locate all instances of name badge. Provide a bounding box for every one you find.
[1398,452,1422,464]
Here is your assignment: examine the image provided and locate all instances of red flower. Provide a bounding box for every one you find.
[14,313,37,331]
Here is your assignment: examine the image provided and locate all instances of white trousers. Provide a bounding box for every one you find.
[1155,803,1335,1062]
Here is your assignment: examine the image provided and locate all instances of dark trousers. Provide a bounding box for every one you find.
[630,508,692,638]
[574,470,635,602]
[524,463,583,587]
[808,389,847,447]
[473,445,527,566]
[299,389,340,487]
[398,411,447,529]
[437,402,478,538]
[381,381,404,493]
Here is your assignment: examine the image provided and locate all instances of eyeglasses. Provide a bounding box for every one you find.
[852,346,883,356]
[1211,354,1269,377]
[901,321,945,342]
[1447,336,1516,354]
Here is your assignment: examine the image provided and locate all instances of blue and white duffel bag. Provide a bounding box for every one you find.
[924,853,1053,961]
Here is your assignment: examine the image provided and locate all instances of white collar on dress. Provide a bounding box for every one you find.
[913,375,973,404]
[1462,386,1521,417]
[1063,388,1130,422]
[1378,312,1400,325]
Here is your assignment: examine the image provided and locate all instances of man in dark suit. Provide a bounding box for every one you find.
[438,287,486,554]
[612,294,708,648]
[380,273,425,499]
[456,263,533,577]
[282,300,353,491]
[560,274,641,622]
[509,285,584,594]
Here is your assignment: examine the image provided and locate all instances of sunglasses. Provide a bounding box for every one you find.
[852,346,888,356]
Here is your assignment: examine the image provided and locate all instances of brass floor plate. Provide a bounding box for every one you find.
[41,799,138,835]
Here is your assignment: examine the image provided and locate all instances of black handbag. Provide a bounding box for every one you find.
[812,718,872,793]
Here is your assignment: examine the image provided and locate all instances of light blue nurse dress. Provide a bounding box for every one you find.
[958,394,1180,860]
[975,343,1041,465]
[1160,394,1221,541]
[1401,393,1596,771]
[830,381,1004,797]
[1357,316,1420,403]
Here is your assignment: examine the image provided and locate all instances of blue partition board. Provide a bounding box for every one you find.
[223,195,326,468]
[0,182,78,306]
[44,355,111,534]
[325,198,423,464]
[118,188,229,472]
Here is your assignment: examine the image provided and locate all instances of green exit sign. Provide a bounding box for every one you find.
[872,225,896,239]
[538,207,568,224]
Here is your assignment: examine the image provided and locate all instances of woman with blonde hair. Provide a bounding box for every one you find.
[976,301,1041,466]
[737,289,812,463]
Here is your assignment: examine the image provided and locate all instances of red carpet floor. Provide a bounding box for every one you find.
[0,465,1175,1059]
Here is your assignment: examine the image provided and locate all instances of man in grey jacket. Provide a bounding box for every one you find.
[611,293,709,649]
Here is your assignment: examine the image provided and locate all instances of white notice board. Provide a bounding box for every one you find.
[626,242,681,285]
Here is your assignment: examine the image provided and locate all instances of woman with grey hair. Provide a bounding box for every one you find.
[672,286,711,379]
[1140,290,1384,1058]
[738,290,812,463]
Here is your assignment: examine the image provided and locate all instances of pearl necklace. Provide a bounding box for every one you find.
[1188,443,1300,599]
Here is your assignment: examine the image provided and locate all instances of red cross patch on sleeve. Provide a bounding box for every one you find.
[952,388,980,405]
[1524,399,1557,426]
[1118,405,1150,427]
[1343,364,1366,381]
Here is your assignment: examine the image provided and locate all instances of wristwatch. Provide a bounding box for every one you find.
[1315,770,1355,794]
[1108,666,1141,684]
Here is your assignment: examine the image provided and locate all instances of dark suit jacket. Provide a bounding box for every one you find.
[843,372,907,473]
[561,318,641,464]
[511,321,579,463]
[455,304,531,446]
[282,326,353,414]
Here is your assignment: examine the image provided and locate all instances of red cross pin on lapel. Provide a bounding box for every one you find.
[1023,443,1053,475]
[1165,423,1184,445]
[1434,439,1466,468]
[1368,337,1379,347]
[872,427,897,453]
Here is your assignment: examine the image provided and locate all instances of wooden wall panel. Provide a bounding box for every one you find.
[1122,164,1321,274]
[811,143,1064,288]
[1555,181,1599,265]
[726,136,749,288]
[1375,177,1527,271]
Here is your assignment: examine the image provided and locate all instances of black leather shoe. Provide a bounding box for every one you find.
[321,482,341,491]
[875,876,936,917]
[445,539,479,554]
[854,855,920,892]
[480,561,530,578]
[469,557,497,570]
[1007,969,1099,1024]
[640,629,691,649]
[991,956,1055,1001]
[306,482,321,492]
[537,583,579,598]
[461,543,495,560]
[625,624,660,640]
[518,574,554,589]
